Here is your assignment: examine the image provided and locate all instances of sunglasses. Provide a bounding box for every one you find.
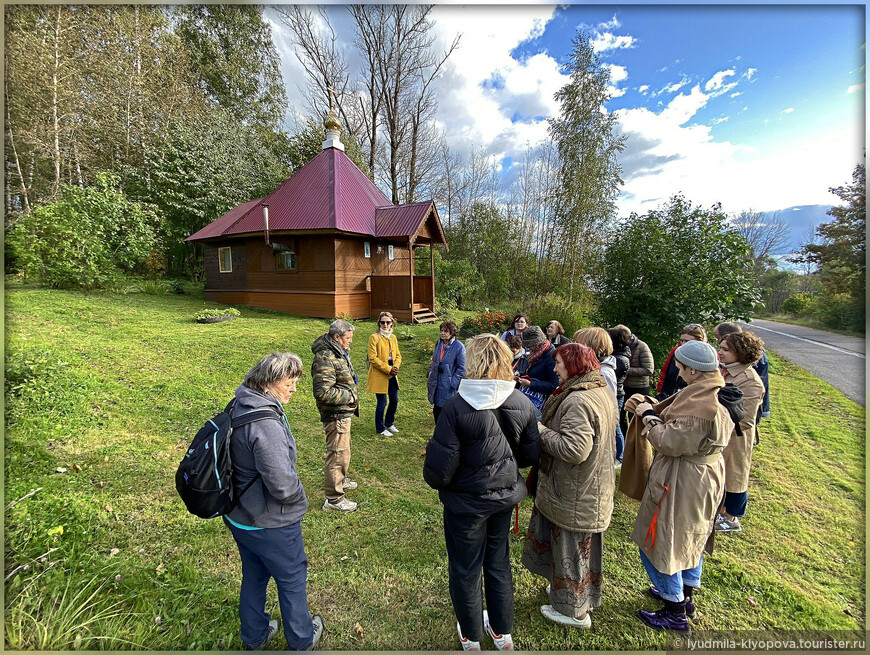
[379,320,392,325]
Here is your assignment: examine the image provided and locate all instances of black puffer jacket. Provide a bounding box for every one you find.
[424,380,541,516]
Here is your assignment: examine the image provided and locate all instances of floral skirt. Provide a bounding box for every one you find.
[521,505,603,619]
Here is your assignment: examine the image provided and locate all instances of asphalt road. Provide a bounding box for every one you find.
[740,319,866,407]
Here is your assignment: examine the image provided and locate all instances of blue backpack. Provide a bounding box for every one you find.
[176,399,281,519]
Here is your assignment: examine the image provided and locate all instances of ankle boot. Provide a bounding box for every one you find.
[637,599,690,631]
[682,585,697,619]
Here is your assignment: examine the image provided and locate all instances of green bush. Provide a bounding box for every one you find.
[525,292,592,337]
[5,173,158,290]
[813,293,864,332]
[782,293,816,316]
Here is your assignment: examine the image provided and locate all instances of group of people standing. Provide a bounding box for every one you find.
[216,311,769,650]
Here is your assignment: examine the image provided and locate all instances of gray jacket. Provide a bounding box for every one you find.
[225,384,308,528]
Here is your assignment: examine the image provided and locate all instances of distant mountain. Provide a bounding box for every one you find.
[771,204,831,255]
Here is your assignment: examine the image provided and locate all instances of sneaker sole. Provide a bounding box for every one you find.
[483,609,514,651]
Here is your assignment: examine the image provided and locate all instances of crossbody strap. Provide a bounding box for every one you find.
[228,403,284,506]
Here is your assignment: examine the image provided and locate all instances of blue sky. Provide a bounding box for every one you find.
[270,3,865,254]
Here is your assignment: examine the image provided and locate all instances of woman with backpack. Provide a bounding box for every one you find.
[424,334,540,651]
[521,343,618,629]
[224,352,324,651]
[625,340,738,632]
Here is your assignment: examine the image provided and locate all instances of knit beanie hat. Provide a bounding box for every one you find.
[522,325,546,349]
[674,340,719,372]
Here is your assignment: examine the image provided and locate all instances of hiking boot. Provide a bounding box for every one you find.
[647,586,696,619]
[387,425,399,434]
[246,619,279,650]
[541,605,591,628]
[305,615,324,651]
[715,515,742,533]
[322,498,358,512]
[379,429,393,437]
[637,603,690,631]
[456,621,481,651]
[483,609,514,651]
[342,478,358,490]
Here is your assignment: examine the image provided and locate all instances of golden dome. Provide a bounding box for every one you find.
[324,109,341,132]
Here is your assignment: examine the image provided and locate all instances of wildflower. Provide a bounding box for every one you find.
[115,574,121,581]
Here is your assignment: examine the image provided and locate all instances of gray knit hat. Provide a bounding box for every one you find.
[674,340,719,372]
[522,325,546,349]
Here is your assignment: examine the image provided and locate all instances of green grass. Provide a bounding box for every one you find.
[752,312,865,339]
[4,283,865,649]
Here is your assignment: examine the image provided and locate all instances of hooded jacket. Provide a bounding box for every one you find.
[311,333,359,422]
[722,363,764,493]
[424,379,541,516]
[226,384,308,528]
[599,355,618,398]
[612,343,630,399]
[625,336,654,392]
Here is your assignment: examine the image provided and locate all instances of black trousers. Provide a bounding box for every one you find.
[443,506,514,641]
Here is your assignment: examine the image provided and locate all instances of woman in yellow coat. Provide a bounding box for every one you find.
[368,312,402,436]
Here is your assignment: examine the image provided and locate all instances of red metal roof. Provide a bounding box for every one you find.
[188,148,443,242]
[374,202,433,237]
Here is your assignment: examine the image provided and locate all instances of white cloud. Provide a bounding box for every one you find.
[847,83,865,94]
[743,68,757,81]
[782,107,795,113]
[730,91,743,98]
[712,116,729,125]
[599,15,621,30]
[590,32,637,52]
[638,84,650,95]
[607,64,628,84]
[705,69,736,92]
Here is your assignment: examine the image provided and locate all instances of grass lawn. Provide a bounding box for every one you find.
[3,283,865,650]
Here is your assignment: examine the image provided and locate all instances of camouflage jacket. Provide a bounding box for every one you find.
[311,333,359,422]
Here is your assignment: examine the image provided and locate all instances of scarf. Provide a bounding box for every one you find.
[527,340,552,366]
[540,370,607,426]
[379,328,393,338]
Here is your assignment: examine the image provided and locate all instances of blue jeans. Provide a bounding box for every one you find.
[615,396,625,462]
[723,490,748,518]
[638,548,703,602]
[225,520,314,650]
[443,507,515,642]
[375,376,399,432]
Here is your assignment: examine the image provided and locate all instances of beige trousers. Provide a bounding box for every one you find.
[323,417,352,501]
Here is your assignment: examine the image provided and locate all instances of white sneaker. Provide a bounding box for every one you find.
[387,425,399,433]
[342,477,358,490]
[322,498,358,512]
[379,429,393,437]
[456,622,481,651]
[483,610,513,651]
[541,605,591,628]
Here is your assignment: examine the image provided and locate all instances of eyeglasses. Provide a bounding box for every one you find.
[379,320,392,325]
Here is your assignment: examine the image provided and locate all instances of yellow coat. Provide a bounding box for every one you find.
[367,332,402,393]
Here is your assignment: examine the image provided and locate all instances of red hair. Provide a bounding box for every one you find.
[554,343,600,379]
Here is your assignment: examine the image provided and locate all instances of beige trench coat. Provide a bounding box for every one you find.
[536,384,618,533]
[722,363,765,493]
[630,373,734,575]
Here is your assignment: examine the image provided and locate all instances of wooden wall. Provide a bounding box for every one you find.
[245,236,335,292]
[204,243,247,290]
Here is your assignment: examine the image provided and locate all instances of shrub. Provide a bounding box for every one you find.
[813,293,864,332]
[782,293,816,316]
[525,292,592,336]
[459,310,509,337]
[5,173,159,290]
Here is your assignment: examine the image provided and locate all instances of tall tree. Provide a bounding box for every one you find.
[548,32,625,300]
[794,163,866,304]
[174,4,286,131]
[730,209,790,276]
[595,195,759,361]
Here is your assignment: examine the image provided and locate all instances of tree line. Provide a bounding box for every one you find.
[5,4,861,343]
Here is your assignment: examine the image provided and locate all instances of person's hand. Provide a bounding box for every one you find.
[624,393,647,414]
[390,366,399,376]
[518,377,531,388]
[635,402,653,417]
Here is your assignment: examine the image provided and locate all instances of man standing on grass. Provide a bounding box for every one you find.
[311,319,360,512]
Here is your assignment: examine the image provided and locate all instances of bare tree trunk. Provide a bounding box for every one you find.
[51,6,63,195]
[5,86,30,212]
